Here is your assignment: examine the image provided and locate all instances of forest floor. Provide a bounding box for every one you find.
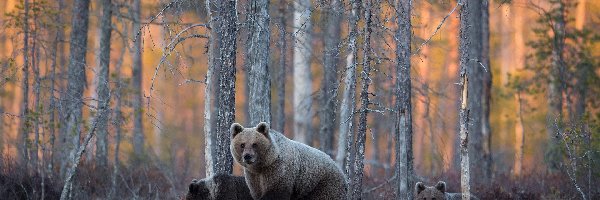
[0,155,596,199]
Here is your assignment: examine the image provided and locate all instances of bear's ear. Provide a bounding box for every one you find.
[189,179,200,193]
[435,181,446,193]
[415,182,426,194]
[231,123,244,138]
[256,122,270,138]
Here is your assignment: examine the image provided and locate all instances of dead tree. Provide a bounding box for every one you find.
[395,0,413,199]
[337,0,359,198]
[94,0,112,169]
[352,0,373,198]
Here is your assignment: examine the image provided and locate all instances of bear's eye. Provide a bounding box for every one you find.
[240,143,245,148]
[252,143,257,148]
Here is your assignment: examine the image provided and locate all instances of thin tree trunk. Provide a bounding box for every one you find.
[320,0,341,156]
[546,0,565,170]
[513,90,524,177]
[459,0,481,198]
[445,3,460,172]
[246,0,271,125]
[32,13,40,173]
[352,0,373,198]
[395,0,413,199]
[109,16,127,198]
[212,0,238,175]
[480,0,492,182]
[19,0,31,167]
[95,0,112,169]
[336,0,359,198]
[293,0,313,144]
[60,0,91,179]
[274,0,287,133]
[132,0,145,159]
[48,0,65,176]
[203,0,216,177]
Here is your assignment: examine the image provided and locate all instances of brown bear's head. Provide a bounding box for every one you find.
[230,122,277,170]
[415,181,446,200]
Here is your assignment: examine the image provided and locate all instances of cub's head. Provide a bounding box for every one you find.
[186,179,211,200]
[415,181,446,200]
[230,122,274,168]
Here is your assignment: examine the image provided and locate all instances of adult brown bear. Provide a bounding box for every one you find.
[230,122,347,200]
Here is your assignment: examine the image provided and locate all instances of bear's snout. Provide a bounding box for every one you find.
[243,154,255,164]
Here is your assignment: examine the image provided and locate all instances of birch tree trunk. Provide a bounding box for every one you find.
[132,0,145,160]
[204,0,217,177]
[319,0,341,156]
[336,1,359,198]
[212,0,238,175]
[19,0,30,167]
[60,0,91,178]
[293,0,313,144]
[274,0,287,132]
[395,0,413,198]
[480,0,492,182]
[246,0,271,125]
[95,0,112,169]
[352,0,373,198]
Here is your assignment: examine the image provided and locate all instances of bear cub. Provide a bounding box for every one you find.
[230,122,347,200]
[186,173,252,200]
[415,181,479,200]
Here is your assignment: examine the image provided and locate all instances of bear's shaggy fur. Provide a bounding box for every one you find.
[415,181,479,200]
[230,122,347,200]
[186,173,252,200]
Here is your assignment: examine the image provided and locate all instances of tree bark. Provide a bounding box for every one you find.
[319,0,341,156]
[352,0,373,198]
[274,0,287,133]
[19,0,31,167]
[293,0,313,145]
[95,0,112,169]
[204,0,217,177]
[459,0,482,198]
[48,0,65,175]
[109,15,127,198]
[246,0,271,125]
[395,0,413,199]
[60,0,91,178]
[336,0,359,198]
[513,90,524,177]
[132,0,145,159]
[212,0,238,175]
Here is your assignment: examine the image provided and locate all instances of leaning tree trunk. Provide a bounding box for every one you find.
[19,0,30,167]
[352,0,372,198]
[395,0,413,199]
[131,0,145,160]
[60,0,91,179]
[336,0,359,198]
[246,0,271,125]
[95,0,112,169]
[292,0,313,145]
[480,0,492,182]
[458,0,482,198]
[212,0,238,175]
[319,0,341,157]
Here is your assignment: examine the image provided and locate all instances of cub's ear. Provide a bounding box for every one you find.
[231,123,244,138]
[189,179,200,193]
[256,122,270,138]
[415,182,426,194]
[435,181,446,193]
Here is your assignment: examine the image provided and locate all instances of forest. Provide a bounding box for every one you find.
[0,0,599,199]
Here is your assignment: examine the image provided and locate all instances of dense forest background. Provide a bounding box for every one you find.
[0,0,599,199]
